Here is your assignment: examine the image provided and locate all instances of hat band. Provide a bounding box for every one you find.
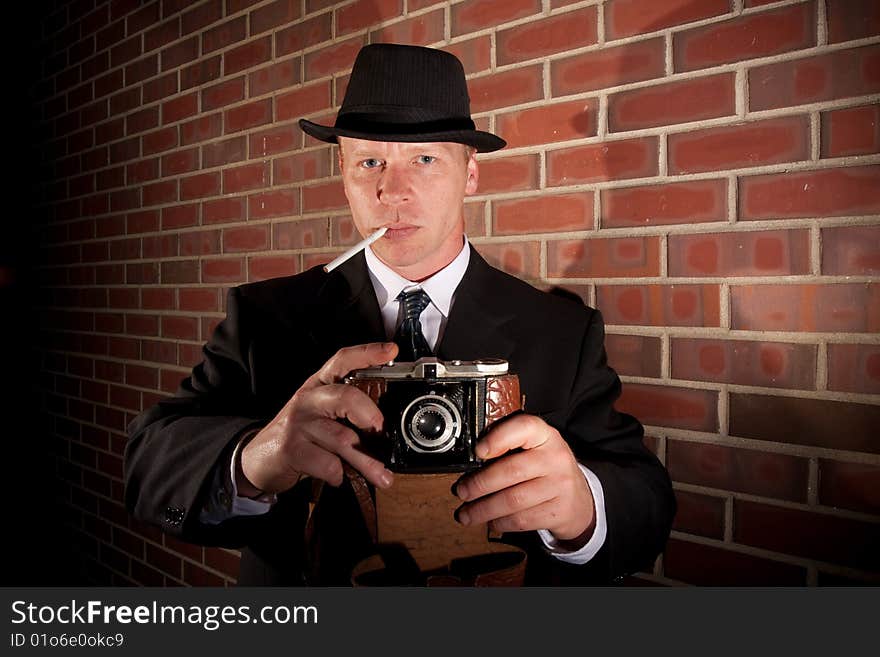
[334,113,477,137]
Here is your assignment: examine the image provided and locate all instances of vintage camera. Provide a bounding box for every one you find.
[345,358,522,473]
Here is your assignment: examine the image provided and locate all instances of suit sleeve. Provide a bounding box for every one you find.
[552,309,676,581]
[123,287,280,547]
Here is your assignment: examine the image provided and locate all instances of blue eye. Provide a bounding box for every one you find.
[416,155,436,165]
[361,158,382,168]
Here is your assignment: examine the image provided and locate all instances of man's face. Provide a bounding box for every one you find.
[338,137,479,281]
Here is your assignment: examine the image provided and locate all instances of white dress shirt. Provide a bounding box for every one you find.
[210,237,609,565]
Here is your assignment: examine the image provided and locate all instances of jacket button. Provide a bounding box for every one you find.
[163,506,185,526]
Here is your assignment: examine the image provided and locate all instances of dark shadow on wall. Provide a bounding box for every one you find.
[0,1,80,585]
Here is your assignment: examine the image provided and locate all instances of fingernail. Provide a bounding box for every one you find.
[455,482,469,500]
[456,508,470,526]
[475,444,488,459]
[379,470,394,488]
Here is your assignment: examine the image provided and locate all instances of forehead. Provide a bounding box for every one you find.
[339,137,467,156]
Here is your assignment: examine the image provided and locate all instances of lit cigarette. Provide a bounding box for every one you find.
[322,226,388,273]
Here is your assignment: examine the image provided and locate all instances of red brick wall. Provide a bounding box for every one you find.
[26,0,879,586]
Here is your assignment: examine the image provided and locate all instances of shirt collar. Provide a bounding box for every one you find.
[364,236,471,318]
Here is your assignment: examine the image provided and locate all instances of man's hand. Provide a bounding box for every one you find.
[454,414,596,547]
[238,342,399,496]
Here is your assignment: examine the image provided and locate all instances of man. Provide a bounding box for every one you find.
[125,44,675,585]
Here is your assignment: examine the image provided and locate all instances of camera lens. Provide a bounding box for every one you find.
[401,394,462,453]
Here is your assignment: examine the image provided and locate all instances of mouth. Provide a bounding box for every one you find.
[381,224,419,240]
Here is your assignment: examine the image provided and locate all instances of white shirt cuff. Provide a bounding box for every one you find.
[200,432,275,525]
[537,463,607,564]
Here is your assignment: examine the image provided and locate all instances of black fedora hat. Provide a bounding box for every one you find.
[298,43,506,153]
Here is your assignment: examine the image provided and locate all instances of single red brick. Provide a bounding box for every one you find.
[493,192,594,235]
[180,57,222,92]
[547,236,661,278]
[548,136,659,186]
[496,99,598,149]
[731,393,880,454]
[161,260,200,284]
[451,0,541,37]
[749,44,880,111]
[180,172,221,201]
[734,499,880,570]
[251,0,303,35]
[672,337,816,390]
[472,241,541,279]
[671,490,725,540]
[609,73,735,132]
[223,225,270,253]
[597,284,721,327]
[202,136,247,168]
[144,72,180,105]
[821,104,880,158]
[674,2,816,72]
[606,0,731,39]
[669,115,811,174]
[179,230,221,257]
[248,126,298,159]
[664,538,806,586]
[142,339,178,365]
[161,315,199,341]
[822,224,880,276]
[302,179,348,212]
[827,343,880,395]
[141,288,175,311]
[303,37,363,81]
[550,37,665,96]
[669,229,811,277]
[161,147,199,177]
[203,197,246,225]
[224,98,272,134]
[468,65,544,114]
[274,148,332,184]
[337,0,403,35]
[223,162,270,194]
[819,459,880,515]
[273,218,330,250]
[125,364,158,389]
[248,255,301,282]
[162,93,199,125]
[201,77,245,111]
[741,165,880,220]
[180,113,222,145]
[126,262,158,285]
[602,179,727,228]
[276,13,332,56]
[202,15,247,54]
[442,36,491,75]
[248,189,299,220]
[178,287,220,312]
[202,258,244,284]
[276,81,332,120]
[731,283,880,332]
[370,9,445,46]
[142,126,178,155]
[496,7,598,66]
[604,334,662,378]
[182,0,222,36]
[160,36,198,73]
[617,383,718,432]
[477,155,540,194]
[126,107,159,135]
[126,159,158,185]
[143,180,178,207]
[669,439,809,501]
[826,0,880,43]
[249,57,301,97]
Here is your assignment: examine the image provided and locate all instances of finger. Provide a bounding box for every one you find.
[475,414,554,460]
[302,342,398,390]
[284,438,346,487]
[486,497,566,535]
[299,384,384,432]
[456,449,549,502]
[304,418,394,489]
[456,477,557,528]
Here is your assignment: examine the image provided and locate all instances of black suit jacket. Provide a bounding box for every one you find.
[125,247,675,585]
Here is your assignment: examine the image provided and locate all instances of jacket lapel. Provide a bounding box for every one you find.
[308,252,386,352]
[438,246,515,362]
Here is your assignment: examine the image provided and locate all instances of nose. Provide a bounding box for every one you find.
[377,164,411,207]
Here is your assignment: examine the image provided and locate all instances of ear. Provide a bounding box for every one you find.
[464,150,479,196]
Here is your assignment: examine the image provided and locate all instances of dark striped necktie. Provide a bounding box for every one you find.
[393,288,433,361]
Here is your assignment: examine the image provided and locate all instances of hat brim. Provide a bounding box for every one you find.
[299,118,506,153]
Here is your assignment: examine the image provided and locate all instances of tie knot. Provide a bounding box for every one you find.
[397,288,431,320]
